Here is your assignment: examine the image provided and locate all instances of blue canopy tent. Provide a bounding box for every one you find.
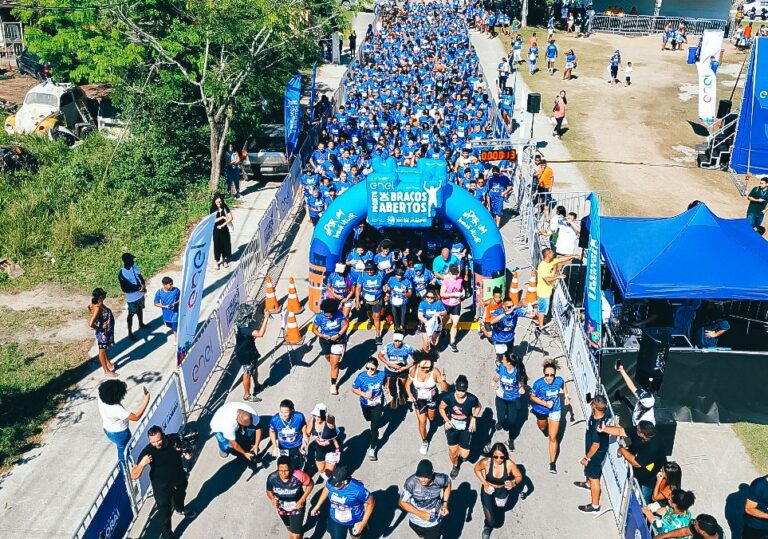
[599,203,768,300]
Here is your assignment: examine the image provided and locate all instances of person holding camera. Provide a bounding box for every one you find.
[210,401,262,462]
[130,426,196,539]
[234,303,269,402]
[615,361,656,426]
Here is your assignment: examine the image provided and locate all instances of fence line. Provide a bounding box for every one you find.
[590,14,727,36]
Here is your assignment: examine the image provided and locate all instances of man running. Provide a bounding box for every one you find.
[355,261,386,345]
[351,357,387,461]
[489,298,528,358]
[269,399,308,470]
[399,459,452,538]
[378,332,415,409]
[311,467,375,538]
[265,455,314,539]
[312,299,349,395]
[440,375,482,479]
[487,167,512,227]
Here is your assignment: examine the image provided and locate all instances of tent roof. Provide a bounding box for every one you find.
[599,203,768,300]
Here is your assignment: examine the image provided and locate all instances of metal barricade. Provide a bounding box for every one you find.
[590,14,726,36]
[71,464,135,539]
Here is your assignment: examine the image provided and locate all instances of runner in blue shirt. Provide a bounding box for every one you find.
[489,298,527,357]
[269,399,308,470]
[491,353,528,451]
[378,331,414,409]
[385,268,412,331]
[312,299,350,395]
[352,357,388,460]
[417,290,448,352]
[529,358,569,474]
[310,467,374,537]
[487,167,512,227]
[306,187,326,226]
[153,276,180,335]
[356,261,386,345]
[406,263,437,301]
[546,39,558,75]
[374,240,395,275]
[326,263,355,319]
[346,244,374,284]
[432,248,460,285]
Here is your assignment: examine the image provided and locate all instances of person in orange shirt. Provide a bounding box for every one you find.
[480,287,504,340]
[529,32,538,48]
[536,159,555,219]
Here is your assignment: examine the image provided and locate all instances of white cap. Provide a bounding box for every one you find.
[334,262,346,273]
[392,332,404,342]
[311,403,327,416]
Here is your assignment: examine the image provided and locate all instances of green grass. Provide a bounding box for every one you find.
[733,423,768,474]
[0,307,80,333]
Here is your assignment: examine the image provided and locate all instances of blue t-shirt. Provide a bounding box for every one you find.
[327,272,352,297]
[313,311,345,337]
[269,411,306,449]
[352,369,387,407]
[357,271,385,301]
[383,342,414,369]
[496,363,523,401]
[488,174,511,197]
[696,319,730,348]
[346,250,374,280]
[491,307,527,343]
[406,268,435,296]
[307,195,326,217]
[386,276,412,304]
[327,479,371,525]
[153,287,180,323]
[531,376,564,415]
[546,44,558,59]
[432,255,459,281]
[418,298,447,319]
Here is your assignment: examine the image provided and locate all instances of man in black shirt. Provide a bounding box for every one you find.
[597,420,666,503]
[439,375,481,480]
[131,426,196,539]
[234,303,269,402]
[743,474,768,539]
[573,395,612,513]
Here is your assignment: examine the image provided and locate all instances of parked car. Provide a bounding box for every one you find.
[241,125,290,179]
[743,1,768,19]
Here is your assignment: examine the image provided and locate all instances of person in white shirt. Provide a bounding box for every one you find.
[615,362,656,426]
[210,401,262,462]
[555,212,581,257]
[97,379,150,465]
[117,252,147,341]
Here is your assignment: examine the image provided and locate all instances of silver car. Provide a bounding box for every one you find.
[242,125,289,179]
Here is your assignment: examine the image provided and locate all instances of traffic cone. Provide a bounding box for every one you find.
[286,277,303,314]
[508,271,520,306]
[284,311,303,344]
[524,270,538,306]
[264,276,280,313]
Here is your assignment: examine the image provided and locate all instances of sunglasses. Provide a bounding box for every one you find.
[544,373,556,378]
[426,296,436,299]
[492,455,505,460]
[366,366,377,371]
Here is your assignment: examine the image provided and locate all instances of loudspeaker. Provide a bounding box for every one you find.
[716,99,732,119]
[578,216,590,249]
[636,328,671,393]
[526,92,541,114]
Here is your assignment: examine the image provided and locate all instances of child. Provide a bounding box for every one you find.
[528,44,539,75]
[625,62,633,86]
[154,276,180,336]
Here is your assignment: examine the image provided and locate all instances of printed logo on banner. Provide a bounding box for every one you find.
[81,468,133,539]
[367,177,443,227]
[181,319,223,406]
[276,180,294,221]
[259,203,277,253]
[216,269,245,340]
[456,209,489,243]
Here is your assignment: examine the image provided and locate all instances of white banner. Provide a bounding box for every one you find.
[128,376,185,498]
[177,213,216,361]
[215,267,246,341]
[259,201,278,255]
[179,317,223,407]
[697,30,724,125]
[276,177,294,221]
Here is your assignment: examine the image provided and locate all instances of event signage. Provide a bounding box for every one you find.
[623,487,652,539]
[180,316,223,407]
[259,200,278,253]
[177,213,216,364]
[584,193,603,349]
[309,62,318,124]
[129,376,185,498]
[367,177,443,227]
[215,267,246,341]
[731,37,768,175]
[284,74,302,158]
[276,177,294,221]
[696,30,724,125]
[81,467,133,539]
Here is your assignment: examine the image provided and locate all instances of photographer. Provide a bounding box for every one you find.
[130,426,196,539]
[210,401,262,462]
[614,361,656,426]
[234,303,269,402]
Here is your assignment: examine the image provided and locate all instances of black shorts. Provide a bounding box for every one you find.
[445,427,472,450]
[585,451,607,479]
[319,337,346,356]
[536,188,552,204]
[409,520,443,538]
[365,299,383,312]
[610,66,619,79]
[278,509,306,534]
[742,525,768,539]
[531,410,549,421]
[415,398,438,414]
[385,368,408,379]
[444,303,461,316]
[312,442,337,461]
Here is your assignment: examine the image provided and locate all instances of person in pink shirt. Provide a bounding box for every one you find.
[552,90,567,138]
[440,264,464,353]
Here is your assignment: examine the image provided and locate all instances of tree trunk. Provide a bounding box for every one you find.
[522,0,529,27]
[209,122,222,191]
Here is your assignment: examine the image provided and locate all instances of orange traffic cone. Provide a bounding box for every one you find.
[286,277,303,314]
[524,270,538,306]
[284,311,303,344]
[508,271,520,306]
[264,276,280,313]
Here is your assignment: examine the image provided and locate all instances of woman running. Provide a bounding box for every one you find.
[529,358,570,474]
[490,353,528,451]
[440,264,463,353]
[474,442,523,539]
[405,352,448,456]
[306,403,341,479]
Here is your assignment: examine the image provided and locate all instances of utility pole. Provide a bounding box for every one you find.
[522,0,528,27]
[654,0,663,17]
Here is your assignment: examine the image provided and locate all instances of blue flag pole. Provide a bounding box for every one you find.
[284,74,302,159]
[584,192,602,350]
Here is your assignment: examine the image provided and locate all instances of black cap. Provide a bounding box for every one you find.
[455,375,469,392]
[364,261,376,271]
[121,252,135,264]
[415,459,434,479]
[328,466,349,487]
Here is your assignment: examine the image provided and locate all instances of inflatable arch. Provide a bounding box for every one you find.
[307,157,507,312]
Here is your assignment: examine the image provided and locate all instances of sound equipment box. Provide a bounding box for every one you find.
[526,92,541,114]
[636,328,672,393]
[716,99,732,119]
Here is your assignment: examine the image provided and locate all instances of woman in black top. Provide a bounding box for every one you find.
[306,405,341,479]
[474,442,523,539]
[211,194,233,269]
[265,455,315,539]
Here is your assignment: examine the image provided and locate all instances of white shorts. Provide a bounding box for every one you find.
[548,410,562,422]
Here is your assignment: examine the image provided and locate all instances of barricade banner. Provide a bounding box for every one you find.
[215,268,246,341]
[584,193,603,349]
[569,328,599,418]
[259,201,278,257]
[276,176,295,221]
[623,485,652,539]
[552,285,576,357]
[80,467,133,539]
[128,376,185,498]
[180,317,223,407]
[284,74,302,158]
[602,435,632,525]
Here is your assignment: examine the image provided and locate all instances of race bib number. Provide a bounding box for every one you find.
[330,344,345,355]
[280,427,297,443]
[391,296,404,306]
[281,501,298,511]
[494,493,509,507]
[364,293,376,302]
[325,451,341,464]
[417,387,434,400]
[419,289,427,297]
[343,299,355,308]
[367,394,382,406]
[495,386,504,399]
[378,260,392,270]
[334,507,353,523]
[355,262,366,271]
[452,419,467,431]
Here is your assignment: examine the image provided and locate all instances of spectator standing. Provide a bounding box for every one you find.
[349,30,357,55]
[117,252,147,342]
[552,92,567,138]
[615,362,656,426]
[573,395,612,513]
[535,248,576,332]
[88,287,117,377]
[563,49,576,80]
[497,56,510,91]
[546,39,558,76]
[97,380,150,465]
[746,176,768,227]
[609,49,622,85]
[130,426,196,539]
[743,474,768,539]
[224,142,242,199]
[211,194,234,269]
[153,276,180,337]
[512,35,523,64]
[235,303,269,402]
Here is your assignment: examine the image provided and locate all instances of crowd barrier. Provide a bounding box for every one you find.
[71,465,134,539]
[590,14,727,36]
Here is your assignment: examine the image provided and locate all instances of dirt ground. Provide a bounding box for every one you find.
[0,73,37,105]
[504,29,751,217]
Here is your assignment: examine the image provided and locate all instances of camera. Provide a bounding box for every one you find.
[177,423,199,454]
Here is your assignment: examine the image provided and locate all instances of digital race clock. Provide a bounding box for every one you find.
[479,149,517,162]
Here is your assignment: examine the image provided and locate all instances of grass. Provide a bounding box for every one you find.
[733,423,768,474]
[0,339,93,468]
[0,307,80,334]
